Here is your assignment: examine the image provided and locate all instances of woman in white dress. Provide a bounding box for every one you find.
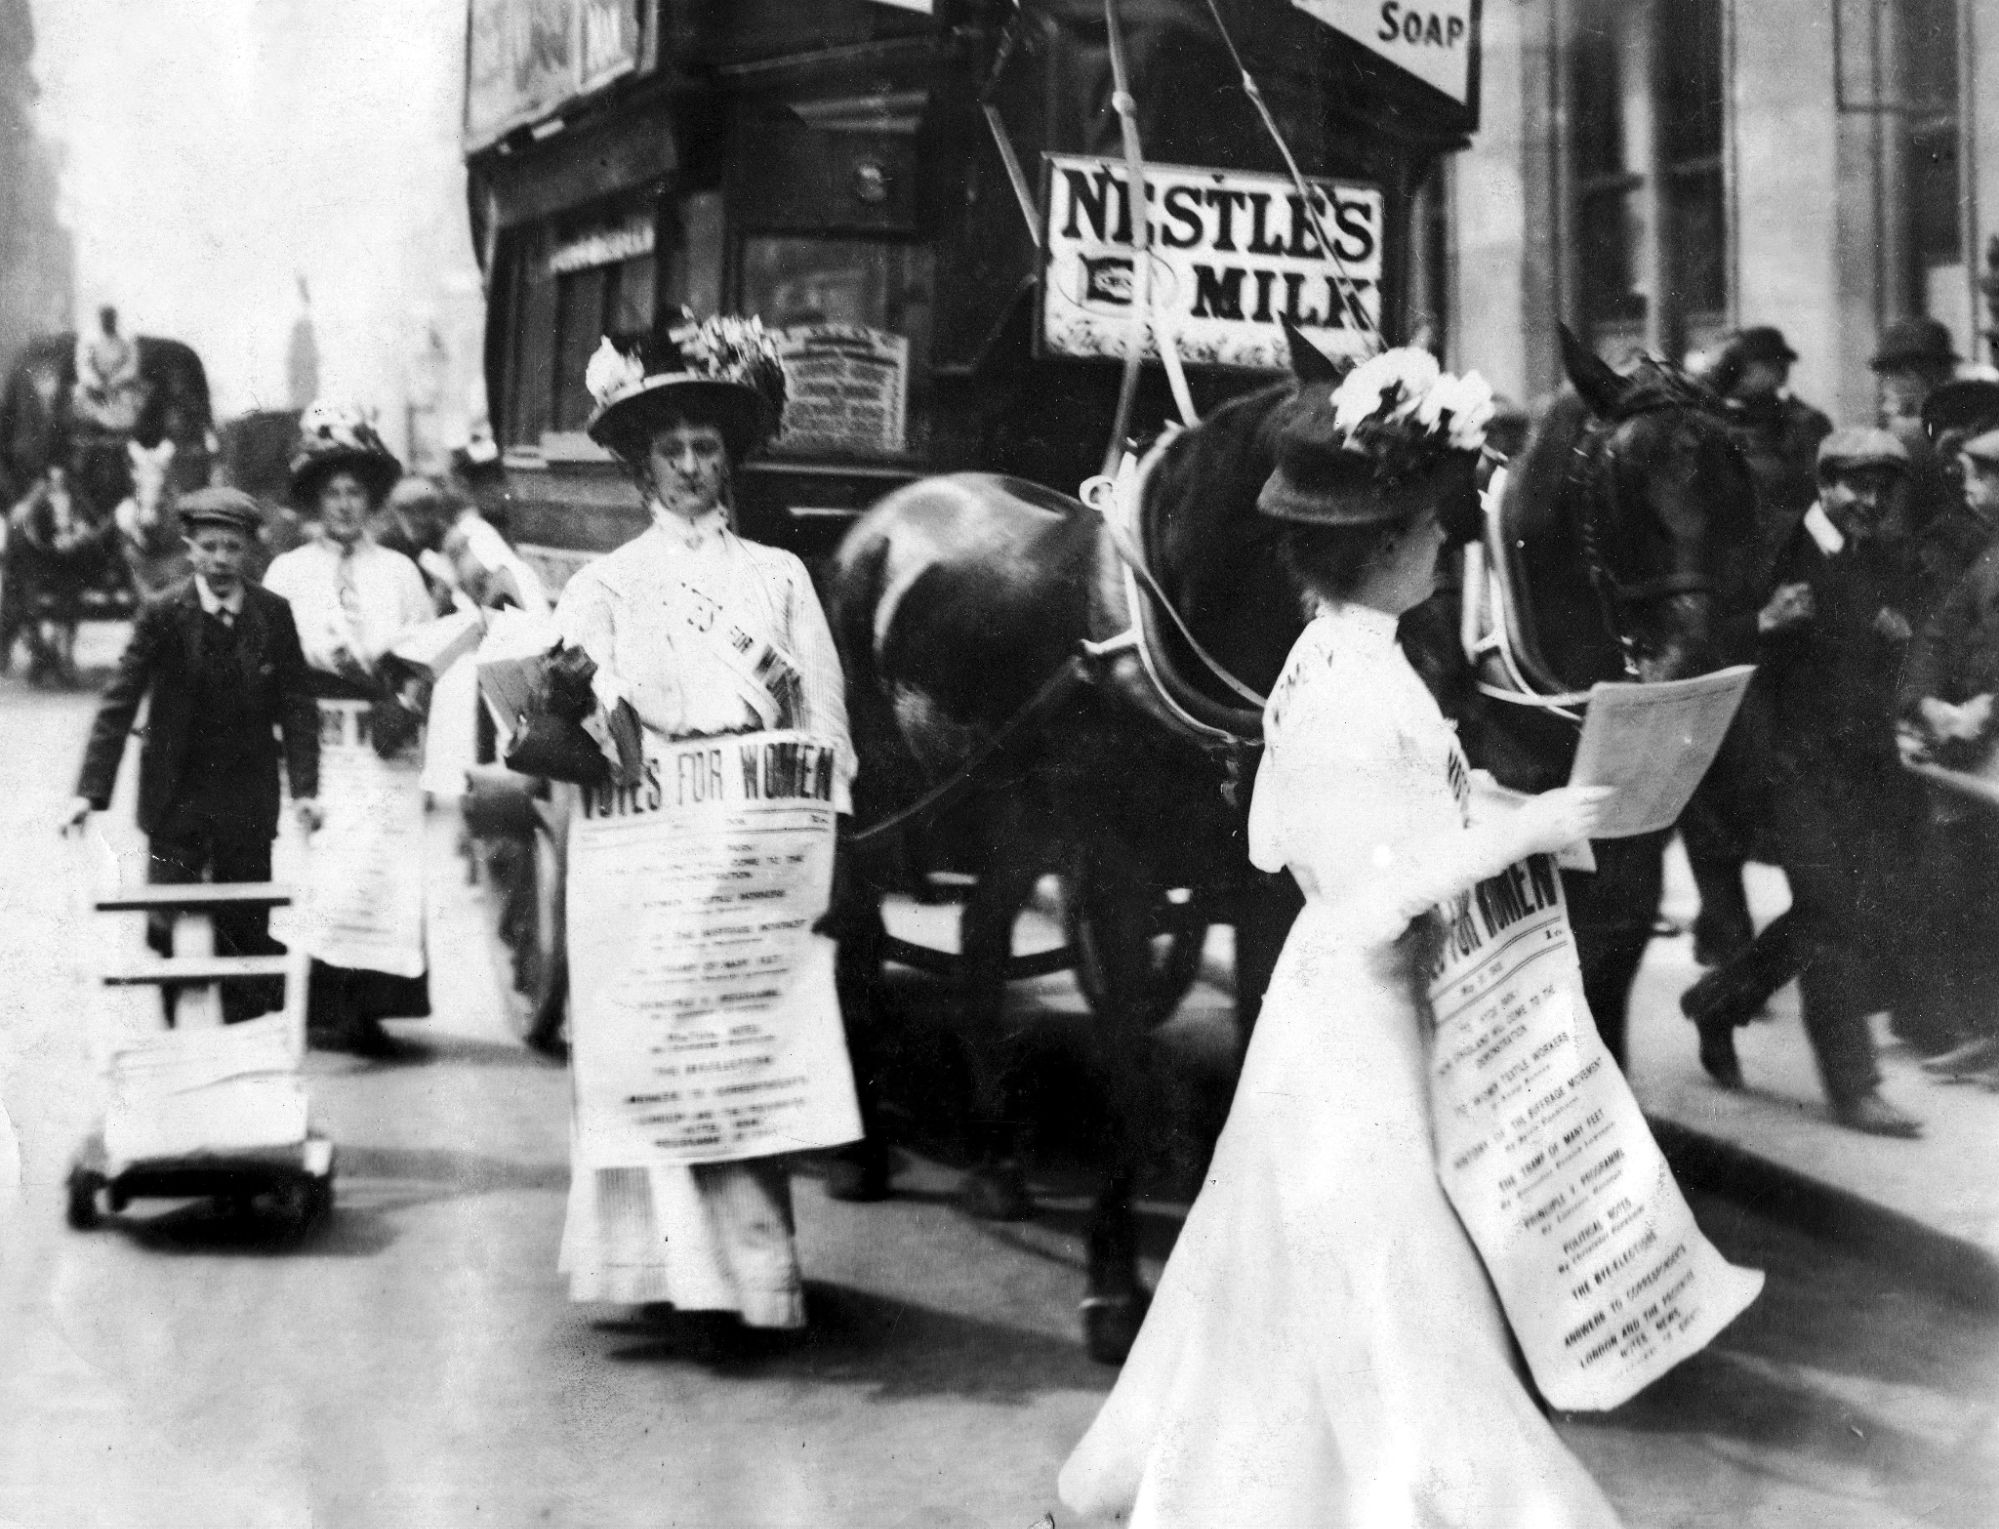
[552,315,856,1336]
[1059,351,1623,1528]
[263,405,437,1056]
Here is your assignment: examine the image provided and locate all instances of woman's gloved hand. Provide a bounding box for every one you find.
[540,641,601,723]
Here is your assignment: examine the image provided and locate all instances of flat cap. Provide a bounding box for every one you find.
[1817,427,1909,476]
[176,486,264,535]
[1961,427,1999,464]
[1922,378,1999,443]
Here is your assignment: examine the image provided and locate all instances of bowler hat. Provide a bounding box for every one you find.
[176,486,263,537]
[1732,326,1798,366]
[1921,378,1999,443]
[1871,316,1960,372]
[1817,427,1909,477]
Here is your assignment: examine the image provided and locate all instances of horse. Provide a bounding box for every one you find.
[826,329,1344,1362]
[113,438,191,606]
[4,467,116,686]
[1401,328,1760,1065]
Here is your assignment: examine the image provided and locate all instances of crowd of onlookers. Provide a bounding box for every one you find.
[1677,316,1999,1138]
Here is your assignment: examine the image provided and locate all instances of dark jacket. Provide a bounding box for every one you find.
[76,580,320,836]
[1901,540,1999,715]
[1725,392,1833,581]
[1759,519,1916,775]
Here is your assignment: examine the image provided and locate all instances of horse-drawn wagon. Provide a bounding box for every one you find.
[460,0,1487,1355]
[0,314,216,680]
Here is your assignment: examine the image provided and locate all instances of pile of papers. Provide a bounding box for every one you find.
[389,610,486,680]
[102,1014,308,1164]
[473,608,560,733]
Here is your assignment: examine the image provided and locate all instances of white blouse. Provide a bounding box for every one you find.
[1249,603,1520,947]
[263,537,435,675]
[553,511,855,811]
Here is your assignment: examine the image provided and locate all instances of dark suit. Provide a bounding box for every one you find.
[76,579,320,1020]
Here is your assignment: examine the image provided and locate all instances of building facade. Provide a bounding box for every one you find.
[0,0,73,375]
[1451,0,1998,425]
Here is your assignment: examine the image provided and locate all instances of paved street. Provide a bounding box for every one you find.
[0,641,1995,1528]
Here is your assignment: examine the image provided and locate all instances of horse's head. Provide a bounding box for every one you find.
[1548,327,1757,683]
[1143,325,1350,724]
[126,438,178,527]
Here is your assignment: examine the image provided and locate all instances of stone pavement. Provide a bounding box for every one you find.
[1628,847,1999,1307]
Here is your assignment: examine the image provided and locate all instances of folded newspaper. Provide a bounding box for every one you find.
[389,609,485,680]
[473,609,561,729]
[1567,665,1755,837]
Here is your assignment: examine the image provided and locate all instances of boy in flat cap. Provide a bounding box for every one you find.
[65,488,322,1022]
[1686,429,1926,1136]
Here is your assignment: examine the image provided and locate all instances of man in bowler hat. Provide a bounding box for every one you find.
[65,488,322,1022]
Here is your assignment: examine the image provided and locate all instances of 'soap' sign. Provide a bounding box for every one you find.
[1291,0,1479,107]
[1039,155,1384,371]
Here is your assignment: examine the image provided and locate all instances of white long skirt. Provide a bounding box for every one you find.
[1059,904,1622,1528]
[558,1148,805,1329]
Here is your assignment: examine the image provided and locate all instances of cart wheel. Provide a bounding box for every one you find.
[1063,888,1208,1029]
[65,1168,103,1230]
[272,1174,334,1239]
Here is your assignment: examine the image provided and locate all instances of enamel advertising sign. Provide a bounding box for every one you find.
[1291,1,1480,107]
[1040,155,1384,371]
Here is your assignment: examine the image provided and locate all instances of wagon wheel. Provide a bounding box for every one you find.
[1062,886,1209,1029]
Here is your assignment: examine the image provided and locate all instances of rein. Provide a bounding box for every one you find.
[845,437,1271,850]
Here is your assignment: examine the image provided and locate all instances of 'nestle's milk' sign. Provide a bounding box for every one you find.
[1039,156,1384,371]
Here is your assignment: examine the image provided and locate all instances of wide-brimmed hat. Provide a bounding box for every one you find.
[288,402,402,508]
[1817,427,1909,477]
[1731,326,1798,366]
[177,486,263,537]
[1921,378,1999,443]
[584,312,787,464]
[1257,347,1493,525]
[1871,316,1960,373]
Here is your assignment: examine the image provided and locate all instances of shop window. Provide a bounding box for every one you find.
[738,237,934,458]
[496,189,728,450]
[1568,0,1727,354]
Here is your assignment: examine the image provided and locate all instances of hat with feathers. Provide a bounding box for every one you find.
[288,402,403,508]
[1258,347,1494,525]
[584,310,787,464]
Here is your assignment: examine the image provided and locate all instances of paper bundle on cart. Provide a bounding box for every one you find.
[101,1014,308,1164]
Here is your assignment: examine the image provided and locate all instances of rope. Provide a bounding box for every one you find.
[978,14,1042,249]
[1198,0,1384,350]
[1100,0,1198,481]
[1082,452,1268,711]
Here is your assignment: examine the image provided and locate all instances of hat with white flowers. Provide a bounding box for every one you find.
[584,310,788,464]
[1258,347,1495,525]
[288,401,403,508]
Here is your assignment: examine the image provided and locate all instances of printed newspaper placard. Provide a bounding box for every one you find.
[298,699,428,978]
[1567,666,1756,838]
[565,729,862,1168]
[1427,853,1763,1410]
